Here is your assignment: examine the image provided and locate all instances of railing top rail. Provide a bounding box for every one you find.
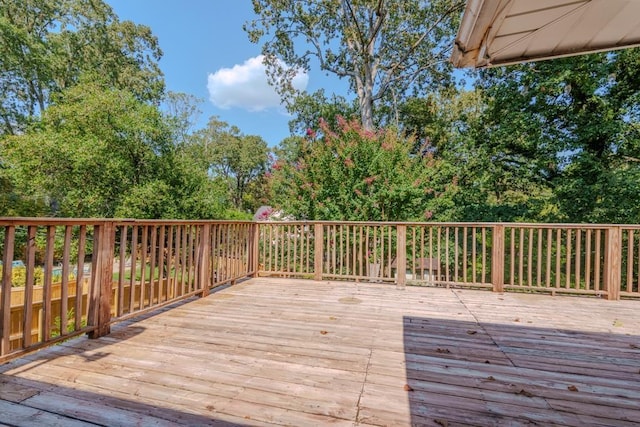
[501,223,627,229]
[256,220,635,228]
[0,217,107,226]
[0,218,255,226]
[112,219,254,226]
[1,217,638,229]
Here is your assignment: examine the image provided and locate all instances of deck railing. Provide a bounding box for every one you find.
[2,218,639,362]
[257,221,639,300]
[0,218,256,362]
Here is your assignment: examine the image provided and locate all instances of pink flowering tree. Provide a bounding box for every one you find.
[270,117,445,221]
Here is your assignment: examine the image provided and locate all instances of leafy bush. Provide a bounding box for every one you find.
[0,266,74,287]
[271,117,444,221]
[52,308,86,338]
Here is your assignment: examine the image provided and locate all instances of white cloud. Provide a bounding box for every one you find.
[207,55,308,112]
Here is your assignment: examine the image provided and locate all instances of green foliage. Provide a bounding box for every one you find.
[286,89,358,136]
[271,116,443,221]
[52,308,86,338]
[1,0,638,225]
[189,116,271,213]
[2,82,172,217]
[115,180,177,219]
[393,88,556,222]
[0,265,75,287]
[1,84,264,219]
[0,0,164,136]
[245,0,464,129]
[0,171,48,216]
[478,49,640,222]
[163,91,203,144]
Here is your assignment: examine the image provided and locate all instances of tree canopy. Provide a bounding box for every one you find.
[2,82,172,217]
[187,117,271,213]
[270,116,444,221]
[477,50,640,223]
[0,1,269,220]
[245,0,464,130]
[0,0,163,136]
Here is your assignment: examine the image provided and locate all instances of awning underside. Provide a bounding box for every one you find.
[452,0,640,68]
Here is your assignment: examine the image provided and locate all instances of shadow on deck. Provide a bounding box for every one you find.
[401,316,640,426]
[1,278,639,426]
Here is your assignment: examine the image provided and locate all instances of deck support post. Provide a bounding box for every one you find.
[198,223,211,297]
[603,226,621,300]
[396,225,407,289]
[491,224,505,293]
[88,221,115,339]
[249,223,260,277]
[314,223,324,281]
[0,226,15,356]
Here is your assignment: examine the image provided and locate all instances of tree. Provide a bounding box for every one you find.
[390,87,556,222]
[286,89,357,137]
[2,81,247,219]
[477,50,640,222]
[270,116,444,221]
[0,0,163,136]
[1,81,172,217]
[189,117,271,213]
[163,91,203,144]
[244,0,465,130]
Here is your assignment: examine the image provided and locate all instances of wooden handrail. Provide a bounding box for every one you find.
[2,218,639,363]
[0,219,257,362]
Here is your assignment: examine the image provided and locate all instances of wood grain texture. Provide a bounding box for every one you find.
[1,278,640,426]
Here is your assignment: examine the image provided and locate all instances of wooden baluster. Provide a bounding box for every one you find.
[23,226,37,347]
[42,226,55,341]
[314,223,323,281]
[396,225,406,289]
[60,225,72,336]
[491,224,504,293]
[198,224,211,296]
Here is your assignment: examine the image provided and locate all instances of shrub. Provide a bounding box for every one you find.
[0,265,74,287]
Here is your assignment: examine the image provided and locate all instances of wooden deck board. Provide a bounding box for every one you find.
[1,277,640,426]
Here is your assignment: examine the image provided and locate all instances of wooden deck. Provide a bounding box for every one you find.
[1,278,640,426]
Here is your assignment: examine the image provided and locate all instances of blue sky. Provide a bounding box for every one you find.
[106,0,346,147]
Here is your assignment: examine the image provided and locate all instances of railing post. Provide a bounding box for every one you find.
[491,224,505,293]
[396,225,407,289]
[603,226,621,300]
[249,223,260,277]
[88,221,115,339]
[198,223,211,297]
[1,226,15,356]
[314,223,324,281]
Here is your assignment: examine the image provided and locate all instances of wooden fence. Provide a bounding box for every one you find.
[0,219,256,362]
[257,222,640,299]
[2,219,639,363]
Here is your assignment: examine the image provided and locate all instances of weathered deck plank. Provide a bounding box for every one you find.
[1,278,640,426]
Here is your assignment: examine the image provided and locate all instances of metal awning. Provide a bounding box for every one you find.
[451,0,640,68]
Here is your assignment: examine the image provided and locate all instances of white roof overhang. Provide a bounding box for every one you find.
[451,0,640,68]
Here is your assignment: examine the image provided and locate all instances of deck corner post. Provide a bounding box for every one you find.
[314,223,324,281]
[491,224,505,293]
[88,221,115,339]
[1,226,15,355]
[249,222,260,277]
[198,223,212,297]
[396,224,407,289]
[603,225,621,300]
